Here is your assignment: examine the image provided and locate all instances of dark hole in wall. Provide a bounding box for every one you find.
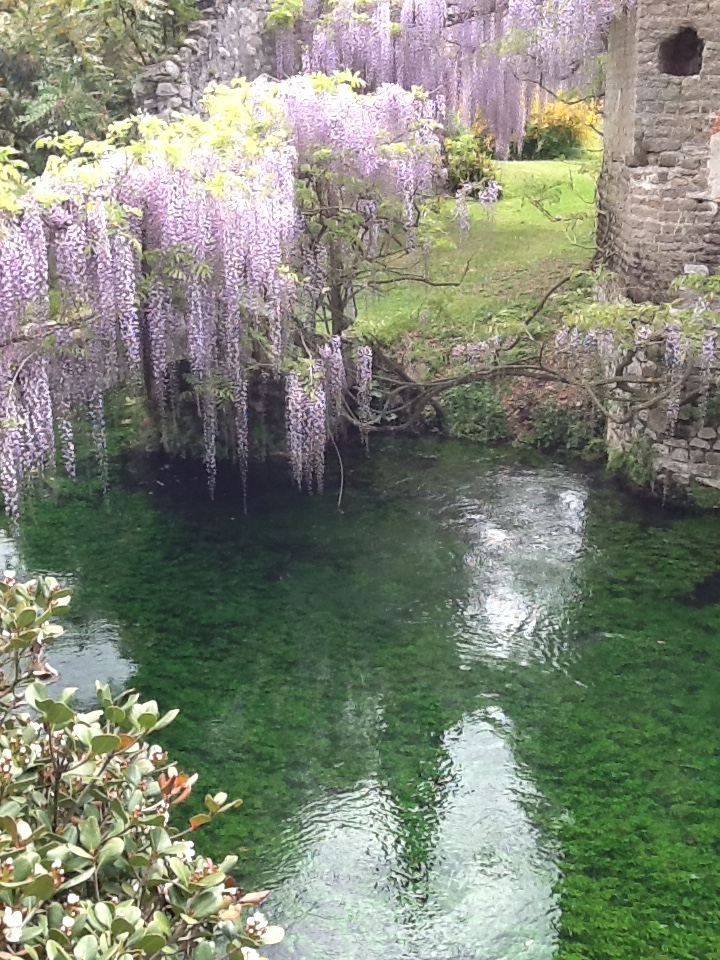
[659,27,704,76]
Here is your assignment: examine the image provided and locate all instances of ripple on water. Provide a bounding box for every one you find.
[267,711,559,960]
[440,468,590,670]
[1,455,592,960]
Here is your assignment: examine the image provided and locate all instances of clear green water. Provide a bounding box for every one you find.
[3,441,720,960]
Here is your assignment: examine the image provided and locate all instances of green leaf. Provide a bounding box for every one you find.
[110,917,135,937]
[135,934,166,953]
[73,935,98,960]
[152,708,179,731]
[187,886,224,920]
[46,942,73,960]
[97,836,125,869]
[90,734,121,755]
[36,698,74,727]
[167,858,190,885]
[92,902,113,929]
[189,813,211,830]
[218,855,238,874]
[196,871,226,888]
[17,607,37,628]
[149,912,171,937]
[58,866,95,891]
[137,713,158,731]
[103,706,126,724]
[62,844,94,861]
[79,816,102,853]
[149,828,171,853]
[24,873,56,901]
[194,941,214,960]
[12,856,33,882]
[47,902,65,930]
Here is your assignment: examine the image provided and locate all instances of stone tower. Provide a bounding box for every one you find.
[597,1,720,301]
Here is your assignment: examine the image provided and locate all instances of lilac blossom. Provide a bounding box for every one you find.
[356,345,373,429]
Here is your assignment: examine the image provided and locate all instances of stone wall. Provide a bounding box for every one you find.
[607,368,720,494]
[598,0,720,302]
[132,0,273,121]
[605,276,720,492]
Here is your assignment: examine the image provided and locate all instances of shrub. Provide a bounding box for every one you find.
[525,403,604,455]
[440,383,509,443]
[520,99,599,160]
[444,129,497,191]
[0,572,283,960]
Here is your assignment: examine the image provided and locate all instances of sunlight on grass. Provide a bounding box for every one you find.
[355,158,599,347]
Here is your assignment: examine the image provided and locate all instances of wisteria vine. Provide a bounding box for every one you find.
[0,74,442,514]
[274,0,637,155]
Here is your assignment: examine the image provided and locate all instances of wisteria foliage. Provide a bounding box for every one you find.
[0,74,442,514]
[275,0,636,155]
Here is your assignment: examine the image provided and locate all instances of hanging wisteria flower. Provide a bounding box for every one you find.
[356,345,373,428]
[0,74,443,514]
[297,0,629,152]
[701,332,716,368]
[664,324,683,368]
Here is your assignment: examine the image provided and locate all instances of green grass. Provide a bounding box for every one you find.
[355,158,600,350]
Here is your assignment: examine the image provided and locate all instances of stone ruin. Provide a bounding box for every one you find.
[131,0,272,121]
[598,0,720,302]
[598,2,720,494]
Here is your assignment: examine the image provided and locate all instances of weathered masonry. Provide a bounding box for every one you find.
[132,0,272,120]
[598,0,720,302]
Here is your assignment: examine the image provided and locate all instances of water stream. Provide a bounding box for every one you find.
[4,441,720,959]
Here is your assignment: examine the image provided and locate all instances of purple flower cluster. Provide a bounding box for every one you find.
[286,371,327,492]
[355,345,373,430]
[0,76,442,515]
[664,324,684,368]
[292,0,630,154]
[320,336,346,421]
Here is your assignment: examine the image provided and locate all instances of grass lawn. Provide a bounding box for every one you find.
[355,157,600,352]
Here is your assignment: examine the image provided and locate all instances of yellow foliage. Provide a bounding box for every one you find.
[529,97,599,148]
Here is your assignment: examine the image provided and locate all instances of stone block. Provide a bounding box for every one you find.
[155,82,180,97]
[671,448,690,462]
[698,427,717,440]
[187,20,213,37]
[689,437,711,449]
[706,452,720,466]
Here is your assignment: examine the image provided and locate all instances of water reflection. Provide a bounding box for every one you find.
[445,467,589,668]
[271,711,558,960]
[0,525,136,707]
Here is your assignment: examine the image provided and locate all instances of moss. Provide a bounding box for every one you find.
[607,438,656,490]
[687,482,720,511]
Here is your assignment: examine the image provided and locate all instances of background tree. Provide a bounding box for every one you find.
[0,0,196,172]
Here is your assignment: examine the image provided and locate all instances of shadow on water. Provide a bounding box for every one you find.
[5,438,720,960]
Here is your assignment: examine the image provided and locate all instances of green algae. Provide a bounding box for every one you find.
[4,441,720,959]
